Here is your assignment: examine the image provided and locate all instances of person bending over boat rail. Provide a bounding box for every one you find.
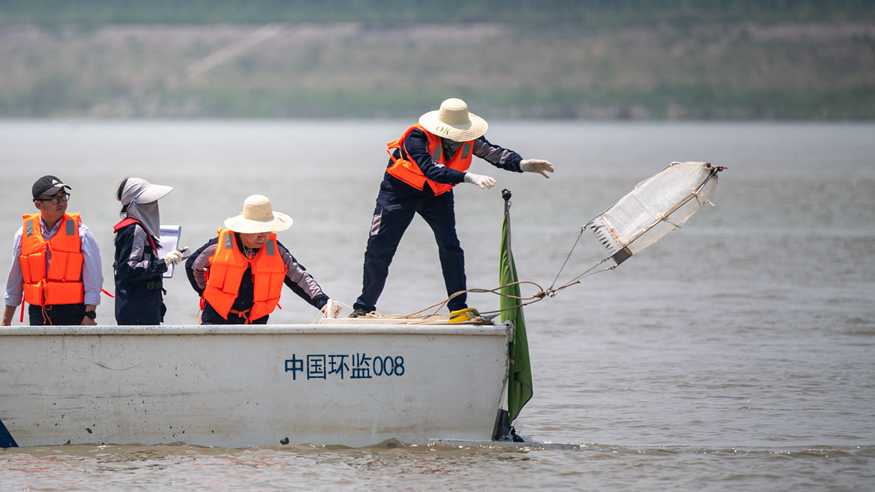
[185,195,340,324]
[3,175,103,326]
[351,98,555,323]
[113,177,186,325]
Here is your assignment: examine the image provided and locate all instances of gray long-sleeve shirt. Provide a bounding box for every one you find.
[4,218,104,306]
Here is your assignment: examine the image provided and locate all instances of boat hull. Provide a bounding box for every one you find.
[0,324,509,448]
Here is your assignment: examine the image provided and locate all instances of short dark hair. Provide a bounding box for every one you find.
[116,177,130,214]
[116,177,130,202]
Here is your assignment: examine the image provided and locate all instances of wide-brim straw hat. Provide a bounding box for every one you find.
[224,195,293,233]
[418,98,488,142]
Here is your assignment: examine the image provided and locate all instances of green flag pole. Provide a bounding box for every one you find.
[499,189,533,424]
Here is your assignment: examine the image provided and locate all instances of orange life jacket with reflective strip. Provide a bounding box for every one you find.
[202,228,286,322]
[18,213,85,306]
[385,124,474,196]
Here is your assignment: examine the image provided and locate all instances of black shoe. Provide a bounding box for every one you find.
[349,308,374,318]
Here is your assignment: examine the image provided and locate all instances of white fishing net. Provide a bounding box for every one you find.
[587,161,720,265]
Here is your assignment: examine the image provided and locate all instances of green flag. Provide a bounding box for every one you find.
[499,190,533,422]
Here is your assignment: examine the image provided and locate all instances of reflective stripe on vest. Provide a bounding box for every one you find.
[18,213,85,306]
[202,228,287,322]
[385,123,475,196]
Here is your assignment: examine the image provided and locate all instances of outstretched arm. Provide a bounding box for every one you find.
[473,136,554,178]
[472,136,523,172]
[278,242,329,310]
[519,159,555,178]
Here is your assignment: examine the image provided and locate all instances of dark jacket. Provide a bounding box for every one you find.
[385,128,524,195]
[113,222,167,325]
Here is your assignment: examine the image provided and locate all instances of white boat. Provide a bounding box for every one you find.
[0,323,511,448]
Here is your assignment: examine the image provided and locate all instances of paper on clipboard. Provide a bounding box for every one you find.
[158,225,182,278]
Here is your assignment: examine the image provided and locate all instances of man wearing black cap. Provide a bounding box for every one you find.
[2,176,104,326]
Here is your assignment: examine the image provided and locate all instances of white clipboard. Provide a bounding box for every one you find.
[157,225,182,278]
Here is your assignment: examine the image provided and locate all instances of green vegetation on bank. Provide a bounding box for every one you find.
[3,0,875,27]
[1,1,874,119]
[4,85,871,120]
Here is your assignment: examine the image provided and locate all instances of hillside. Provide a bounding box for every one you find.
[1,1,874,119]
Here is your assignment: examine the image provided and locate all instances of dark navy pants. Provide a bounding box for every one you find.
[354,176,468,312]
[115,284,165,325]
[28,303,85,325]
[201,302,269,325]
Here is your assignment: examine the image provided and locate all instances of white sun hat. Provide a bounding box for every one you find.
[224,195,293,234]
[120,177,174,205]
[418,98,489,142]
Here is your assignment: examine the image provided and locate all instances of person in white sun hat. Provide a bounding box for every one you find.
[113,177,183,325]
[351,98,555,323]
[185,195,338,324]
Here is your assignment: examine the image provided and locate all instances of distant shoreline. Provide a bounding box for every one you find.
[2,17,873,120]
[2,118,874,125]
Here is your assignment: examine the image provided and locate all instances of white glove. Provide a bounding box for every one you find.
[520,159,555,178]
[321,299,342,319]
[464,172,496,189]
[163,249,185,267]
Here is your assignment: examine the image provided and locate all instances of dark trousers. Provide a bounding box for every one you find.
[28,303,85,326]
[354,178,467,313]
[201,302,268,325]
[115,286,165,325]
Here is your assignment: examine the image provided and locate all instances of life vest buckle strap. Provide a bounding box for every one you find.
[228,308,252,324]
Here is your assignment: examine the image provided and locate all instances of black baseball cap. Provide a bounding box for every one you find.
[32,175,72,200]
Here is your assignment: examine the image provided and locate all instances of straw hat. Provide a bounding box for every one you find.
[418,98,488,142]
[224,195,293,233]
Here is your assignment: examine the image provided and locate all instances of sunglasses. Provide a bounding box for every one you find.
[36,191,70,204]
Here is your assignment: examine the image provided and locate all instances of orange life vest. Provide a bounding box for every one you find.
[18,212,85,306]
[202,228,287,322]
[385,124,474,196]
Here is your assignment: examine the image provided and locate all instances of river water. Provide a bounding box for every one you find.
[0,121,873,490]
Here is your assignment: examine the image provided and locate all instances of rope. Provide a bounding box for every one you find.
[338,167,724,322]
[553,256,615,290]
[396,280,551,321]
[337,228,620,322]
[548,227,585,291]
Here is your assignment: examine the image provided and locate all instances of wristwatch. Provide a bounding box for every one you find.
[83,310,97,320]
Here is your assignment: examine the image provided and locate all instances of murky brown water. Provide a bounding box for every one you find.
[1,121,874,490]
